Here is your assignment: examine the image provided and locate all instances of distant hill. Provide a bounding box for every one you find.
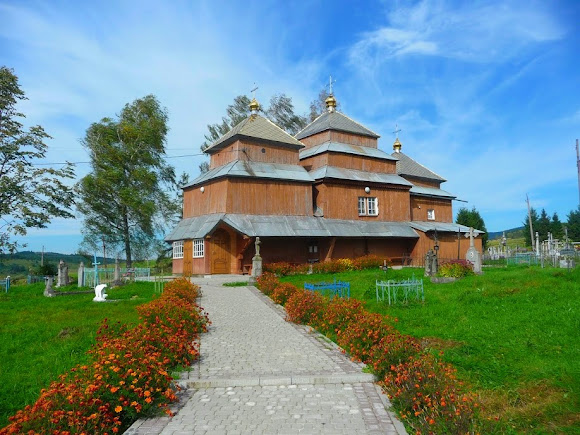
[0,251,117,277]
[488,226,525,240]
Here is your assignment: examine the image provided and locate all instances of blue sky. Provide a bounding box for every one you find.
[1,0,579,254]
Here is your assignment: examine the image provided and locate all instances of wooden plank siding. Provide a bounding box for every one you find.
[210,140,300,169]
[300,131,378,148]
[410,231,482,263]
[183,240,193,275]
[300,153,396,173]
[183,180,228,218]
[403,177,442,189]
[314,182,411,221]
[226,179,312,216]
[410,197,453,222]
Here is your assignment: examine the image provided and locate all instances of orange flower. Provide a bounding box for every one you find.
[145,397,152,404]
[115,406,122,413]
[144,390,151,397]
[110,386,119,393]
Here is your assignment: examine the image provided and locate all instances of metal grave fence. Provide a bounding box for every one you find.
[506,253,538,266]
[83,268,151,288]
[27,275,46,284]
[376,276,424,305]
[304,278,350,299]
[1,276,10,292]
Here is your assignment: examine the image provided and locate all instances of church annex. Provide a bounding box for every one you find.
[166,94,483,275]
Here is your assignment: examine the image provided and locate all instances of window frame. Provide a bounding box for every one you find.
[358,197,367,216]
[172,241,184,259]
[193,239,204,258]
[427,209,435,221]
[367,197,379,216]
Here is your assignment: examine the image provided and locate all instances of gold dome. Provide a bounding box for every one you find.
[325,94,337,112]
[393,137,402,153]
[249,98,260,113]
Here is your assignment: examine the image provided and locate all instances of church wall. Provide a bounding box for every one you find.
[300,154,328,171]
[172,258,183,274]
[315,183,411,221]
[410,232,482,264]
[330,238,411,260]
[183,180,228,218]
[227,179,313,216]
[410,197,453,222]
[299,131,378,148]
[326,153,397,173]
[404,177,442,189]
[210,140,299,169]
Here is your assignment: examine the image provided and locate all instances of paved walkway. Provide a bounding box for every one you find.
[126,276,406,435]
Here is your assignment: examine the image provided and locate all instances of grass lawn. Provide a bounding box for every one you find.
[281,266,580,434]
[0,281,156,427]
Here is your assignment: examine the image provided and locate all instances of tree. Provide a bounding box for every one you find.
[308,88,341,121]
[566,207,580,242]
[455,206,488,248]
[0,66,75,253]
[77,95,176,267]
[536,208,551,241]
[550,212,564,240]
[198,93,307,173]
[523,207,539,247]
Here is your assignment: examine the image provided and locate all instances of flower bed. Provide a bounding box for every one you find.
[263,254,389,276]
[256,274,480,434]
[438,260,474,278]
[1,278,209,434]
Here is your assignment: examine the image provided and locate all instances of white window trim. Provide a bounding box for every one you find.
[358,197,379,216]
[172,241,184,259]
[193,239,204,258]
[427,209,435,220]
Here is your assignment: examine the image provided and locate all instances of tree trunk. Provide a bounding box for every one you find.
[122,209,132,268]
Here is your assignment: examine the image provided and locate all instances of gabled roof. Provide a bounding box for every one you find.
[295,111,380,140]
[392,151,446,182]
[183,160,313,188]
[409,186,455,199]
[204,114,304,154]
[299,142,397,161]
[309,165,412,187]
[165,214,419,241]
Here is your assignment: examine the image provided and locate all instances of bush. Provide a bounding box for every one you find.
[264,255,389,276]
[271,282,299,306]
[284,289,326,326]
[1,279,208,434]
[318,298,367,338]
[256,272,279,296]
[439,260,473,278]
[367,333,422,379]
[382,353,479,434]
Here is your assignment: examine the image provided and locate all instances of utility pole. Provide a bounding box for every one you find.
[41,245,44,266]
[526,194,535,249]
[576,139,580,207]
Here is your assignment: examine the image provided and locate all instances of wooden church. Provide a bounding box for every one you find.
[167,94,482,275]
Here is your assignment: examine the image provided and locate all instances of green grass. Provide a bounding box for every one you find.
[223,281,250,287]
[0,281,156,427]
[281,266,580,433]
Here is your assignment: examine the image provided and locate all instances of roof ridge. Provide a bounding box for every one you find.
[395,151,446,181]
[261,116,304,146]
[295,112,326,138]
[335,111,380,138]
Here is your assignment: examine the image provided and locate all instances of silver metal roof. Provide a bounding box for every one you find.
[409,221,485,234]
[296,111,380,140]
[166,214,419,241]
[309,166,413,187]
[392,151,446,182]
[184,160,314,188]
[299,142,398,161]
[205,114,304,153]
[409,186,456,199]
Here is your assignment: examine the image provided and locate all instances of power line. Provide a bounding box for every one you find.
[30,152,207,166]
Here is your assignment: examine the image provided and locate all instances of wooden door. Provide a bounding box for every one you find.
[212,229,230,274]
[183,240,193,275]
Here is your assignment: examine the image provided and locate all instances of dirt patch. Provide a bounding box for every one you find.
[478,381,578,433]
[57,327,79,339]
[420,336,464,350]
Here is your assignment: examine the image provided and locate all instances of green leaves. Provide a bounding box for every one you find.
[0,66,75,253]
[77,95,177,266]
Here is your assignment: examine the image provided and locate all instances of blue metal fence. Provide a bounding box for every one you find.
[304,278,350,299]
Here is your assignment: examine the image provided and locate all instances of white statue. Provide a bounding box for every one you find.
[93,283,108,302]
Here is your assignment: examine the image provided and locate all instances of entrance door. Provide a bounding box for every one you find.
[183,240,193,275]
[212,229,230,274]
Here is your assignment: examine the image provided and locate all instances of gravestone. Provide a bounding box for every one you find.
[93,284,108,302]
[77,262,85,287]
[424,249,438,276]
[465,227,482,274]
[57,260,69,287]
[44,276,55,297]
[249,237,262,285]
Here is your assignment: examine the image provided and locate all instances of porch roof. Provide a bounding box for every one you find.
[409,221,485,234]
[165,214,420,241]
